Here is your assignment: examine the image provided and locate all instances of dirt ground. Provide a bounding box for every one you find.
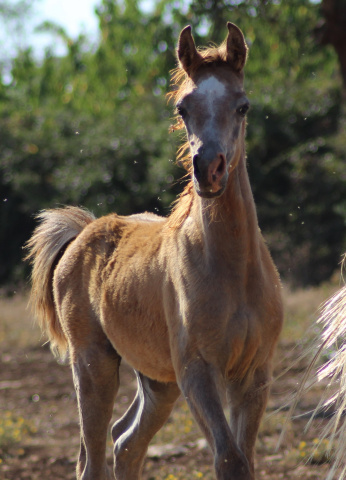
[0,329,340,480]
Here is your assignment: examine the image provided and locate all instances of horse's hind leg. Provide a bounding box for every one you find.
[112,372,180,480]
[71,333,121,480]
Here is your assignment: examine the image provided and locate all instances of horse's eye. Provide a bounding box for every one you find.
[177,105,187,119]
[236,103,250,116]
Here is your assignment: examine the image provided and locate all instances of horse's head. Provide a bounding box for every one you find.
[175,23,249,198]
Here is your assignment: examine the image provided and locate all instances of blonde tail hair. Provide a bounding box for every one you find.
[25,207,95,357]
[311,282,346,480]
[291,255,346,479]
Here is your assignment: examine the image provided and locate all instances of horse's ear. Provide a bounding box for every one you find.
[177,25,201,75]
[226,22,248,72]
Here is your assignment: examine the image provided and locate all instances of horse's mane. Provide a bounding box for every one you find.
[167,41,229,229]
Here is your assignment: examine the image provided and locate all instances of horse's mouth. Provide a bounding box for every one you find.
[195,185,225,199]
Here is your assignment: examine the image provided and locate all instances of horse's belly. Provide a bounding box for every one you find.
[100,294,176,383]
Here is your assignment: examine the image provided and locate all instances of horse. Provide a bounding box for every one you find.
[25,23,283,480]
[291,255,346,480]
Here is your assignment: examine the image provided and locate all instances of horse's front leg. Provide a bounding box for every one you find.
[176,357,252,480]
[227,366,272,478]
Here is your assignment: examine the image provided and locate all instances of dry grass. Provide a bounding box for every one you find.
[0,282,342,479]
[281,282,339,343]
[0,291,41,351]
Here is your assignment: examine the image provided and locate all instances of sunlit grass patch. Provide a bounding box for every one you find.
[152,399,201,446]
[285,437,334,466]
[145,463,214,480]
[163,470,212,479]
[0,411,37,449]
[306,437,334,464]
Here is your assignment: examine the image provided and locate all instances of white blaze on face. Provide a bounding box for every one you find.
[196,76,226,119]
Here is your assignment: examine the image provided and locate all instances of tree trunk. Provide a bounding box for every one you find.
[315,0,346,124]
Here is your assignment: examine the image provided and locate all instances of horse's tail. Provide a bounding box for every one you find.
[25,206,95,358]
[309,281,346,479]
[288,255,346,478]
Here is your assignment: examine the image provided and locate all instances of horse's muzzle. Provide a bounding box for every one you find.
[193,150,227,198]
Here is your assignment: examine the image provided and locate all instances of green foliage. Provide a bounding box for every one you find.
[0,0,345,286]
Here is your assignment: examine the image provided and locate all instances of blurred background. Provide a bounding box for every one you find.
[0,0,345,290]
[1,3,345,478]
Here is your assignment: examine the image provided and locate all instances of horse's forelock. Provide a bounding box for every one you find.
[168,43,227,103]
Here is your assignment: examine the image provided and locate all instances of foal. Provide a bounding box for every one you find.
[26,23,283,480]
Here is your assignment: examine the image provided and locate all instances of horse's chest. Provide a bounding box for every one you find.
[224,307,265,380]
[186,301,267,381]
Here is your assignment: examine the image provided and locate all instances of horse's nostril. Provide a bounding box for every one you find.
[217,155,226,174]
[207,154,227,188]
[193,154,201,180]
[211,155,226,180]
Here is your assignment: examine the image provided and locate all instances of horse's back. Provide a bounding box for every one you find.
[53,212,175,381]
[55,212,166,278]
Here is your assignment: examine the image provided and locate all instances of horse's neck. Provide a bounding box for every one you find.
[191,154,261,270]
